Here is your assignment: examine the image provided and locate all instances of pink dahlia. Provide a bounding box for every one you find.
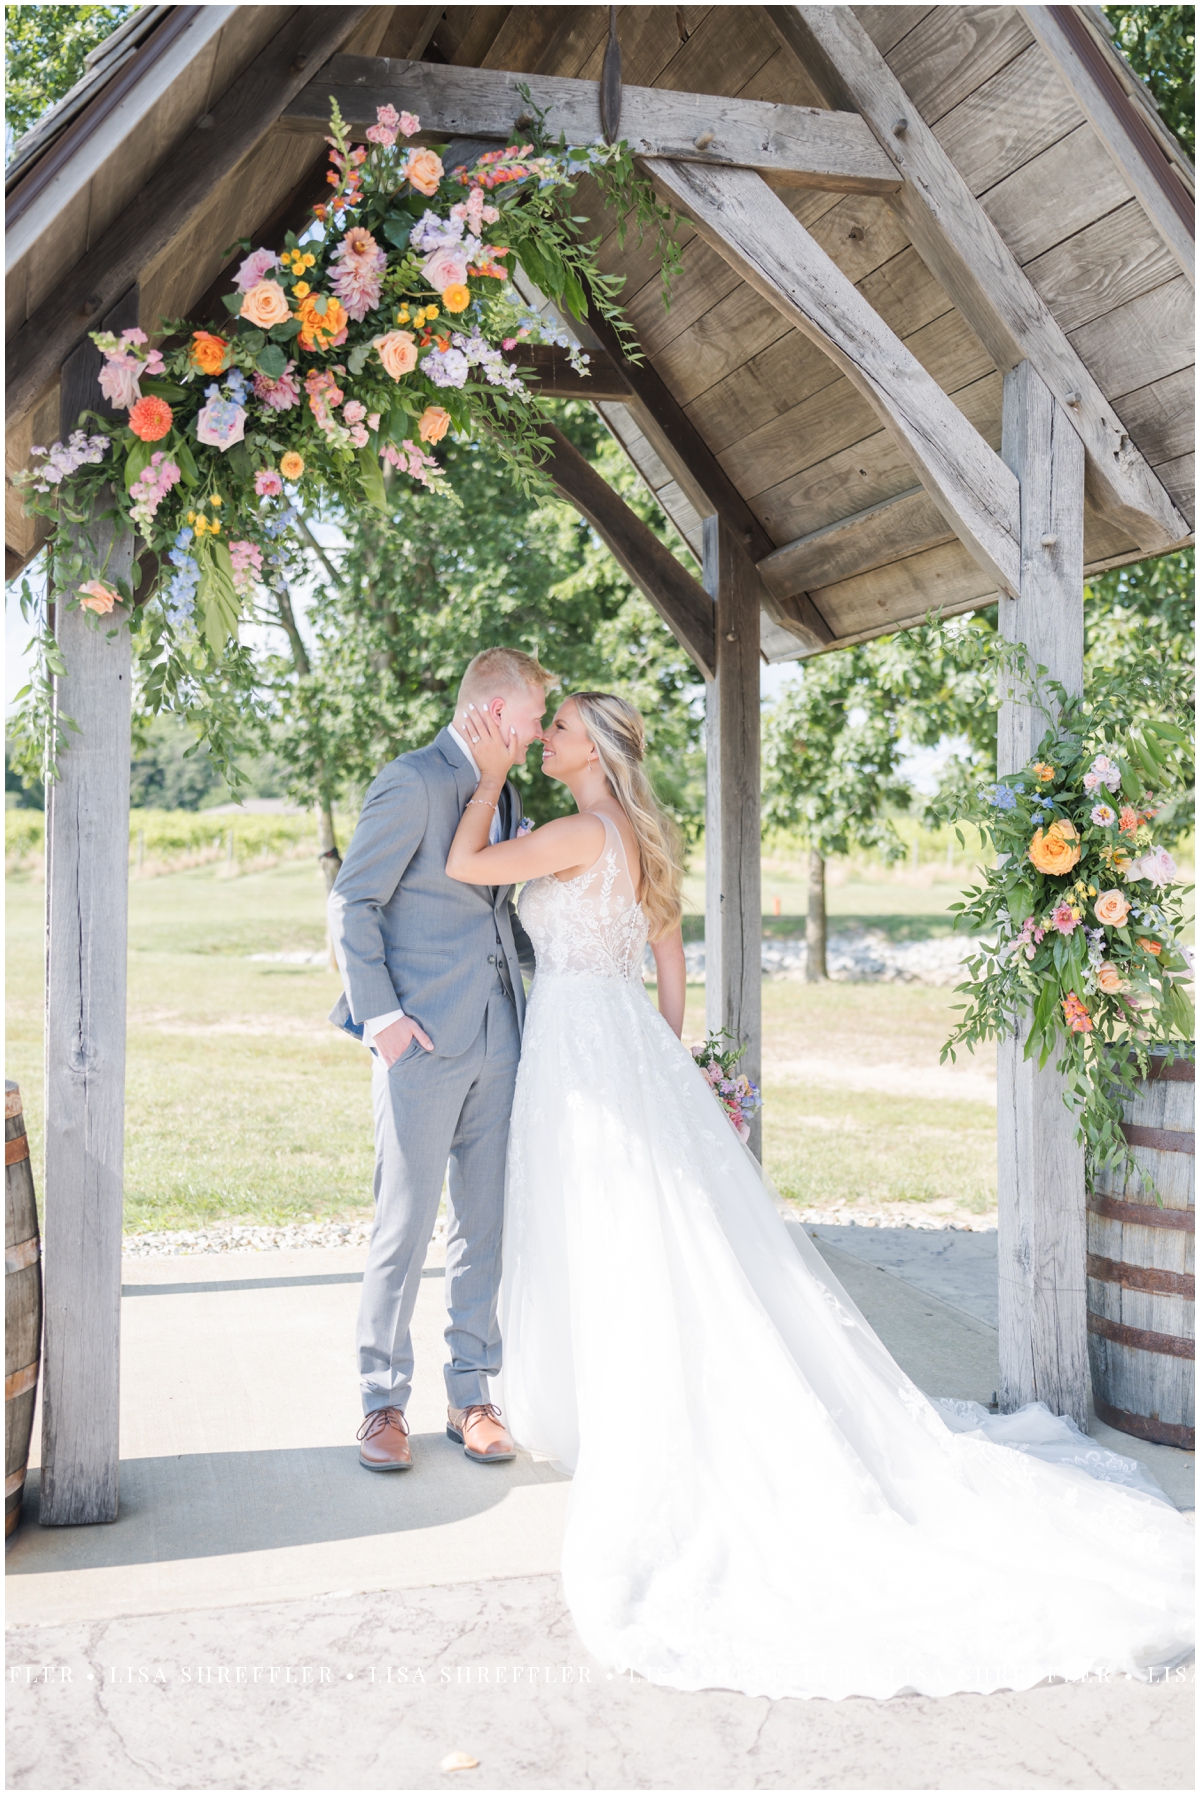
[253,362,300,412]
[329,226,386,322]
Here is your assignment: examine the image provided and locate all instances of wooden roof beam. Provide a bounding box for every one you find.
[5,7,373,429]
[763,5,1190,555]
[278,52,902,194]
[758,487,953,602]
[538,418,716,680]
[650,159,1022,600]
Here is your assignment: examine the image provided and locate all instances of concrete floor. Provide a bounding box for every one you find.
[6,1225,1194,1790]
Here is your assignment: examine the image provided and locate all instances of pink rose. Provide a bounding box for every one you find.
[235,248,280,292]
[97,354,142,411]
[196,393,247,450]
[421,246,469,292]
[343,400,367,425]
[254,469,283,497]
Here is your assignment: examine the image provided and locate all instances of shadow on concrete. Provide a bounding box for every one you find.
[120,1268,445,1299]
[8,1434,569,1576]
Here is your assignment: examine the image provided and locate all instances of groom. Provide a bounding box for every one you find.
[328,647,549,1471]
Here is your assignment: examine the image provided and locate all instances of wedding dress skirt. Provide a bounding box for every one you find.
[499,818,1193,1702]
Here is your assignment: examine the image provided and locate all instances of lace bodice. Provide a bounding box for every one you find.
[519,813,649,980]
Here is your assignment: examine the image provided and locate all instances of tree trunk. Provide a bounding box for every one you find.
[806,850,827,982]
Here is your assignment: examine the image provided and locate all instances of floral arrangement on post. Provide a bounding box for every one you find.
[692,1030,763,1143]
[942,676,1193,1183]
[11,99,674,783]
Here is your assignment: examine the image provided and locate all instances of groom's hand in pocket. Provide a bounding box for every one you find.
[375,1016,434,1068]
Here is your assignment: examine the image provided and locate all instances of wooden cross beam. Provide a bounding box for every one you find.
[764,6,1190,555]
[277,52,902,195]
[650,159,1022,601]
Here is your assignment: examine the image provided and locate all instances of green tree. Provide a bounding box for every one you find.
[260,406,704,849]
[1104,4,1195,154]
[4,4,134,143]
[761,627,993,977]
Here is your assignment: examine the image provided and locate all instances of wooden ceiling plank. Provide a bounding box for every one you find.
[979,122,1134,266]
[539,418,716,678]
[1022,198,1180,336]
[759,486,953,598]
[6,6,372,430]
[767,7,1189,553]
[1067,276,1193,400]
[480,8,567,72]
[813,536,998,639]
[1020,6,1194,284]
[851,7,933,60]
[279,54,902,192]
[1114,368,1196,469]
[1152,453,1194,527]
[650,157,1021,596]
[931,43,1084,198]
[885,5,1034,127]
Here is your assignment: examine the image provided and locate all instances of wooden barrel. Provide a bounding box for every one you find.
[5,1081,41,1535]
[1087,1049,1194,1449]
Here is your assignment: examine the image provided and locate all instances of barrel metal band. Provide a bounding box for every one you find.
[1087,1312,1194,1360]
[4,1361,38,1401]
[4,1236,40,1274]
[1086,1252,1194,1299]
[1092,1396,1194,1451]
[4,1134,29,1167]
[1087,1192,1194,1232]
[4,1470,26,1498]
[1121,1122,1195,1155]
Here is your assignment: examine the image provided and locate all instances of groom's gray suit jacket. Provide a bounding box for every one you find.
[327,727,535,1051]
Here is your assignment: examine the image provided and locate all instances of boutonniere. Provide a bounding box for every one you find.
[516,818,534,835]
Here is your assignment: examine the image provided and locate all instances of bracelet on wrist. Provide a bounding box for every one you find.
[465,797,497,813]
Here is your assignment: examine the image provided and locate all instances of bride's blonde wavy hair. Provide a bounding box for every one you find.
[569,692,683,941]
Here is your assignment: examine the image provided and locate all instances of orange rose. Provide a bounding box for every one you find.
[1093,889,1130,927]
[1028,819,1081,877]
[441,282,471,314]
[78,580,117,615]
[1137,938,1162,956]
[417,405,451,445]
[296,293,348,351]
[240,279,292,328]
[405,148,444,196]
[1096,962,1124,994]
[373,330,418,380]
[190,331,230,375]
[279,451,305,480]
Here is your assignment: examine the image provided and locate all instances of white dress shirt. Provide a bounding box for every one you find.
[362,724,503,1049]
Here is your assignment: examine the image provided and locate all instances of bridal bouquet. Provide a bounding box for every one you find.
[943,697,1193,1176]
[692,1030,762,1143]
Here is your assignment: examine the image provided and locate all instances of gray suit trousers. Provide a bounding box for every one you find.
[358,980,520,1415]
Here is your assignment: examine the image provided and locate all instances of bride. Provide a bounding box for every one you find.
[445,690,1193,1702]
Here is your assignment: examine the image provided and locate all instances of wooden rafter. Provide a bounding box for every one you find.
[649,159,1022,599]
[277,52,902,194]
[764,5,1190,555]
[539,419,717,679]
[5,7,371,428]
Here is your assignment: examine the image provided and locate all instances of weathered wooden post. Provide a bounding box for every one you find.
[703,515,763,1156]
[996,358,1088,1430]
[39,292,137,1525]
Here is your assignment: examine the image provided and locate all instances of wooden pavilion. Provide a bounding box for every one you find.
[6,4,1194,1524]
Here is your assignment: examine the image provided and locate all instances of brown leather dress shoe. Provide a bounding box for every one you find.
[357,1406,412,1471]
[447,1402,516,1463]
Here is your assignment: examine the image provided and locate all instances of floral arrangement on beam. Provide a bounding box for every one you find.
[943,688,1193,1183]
[13,100,670,769]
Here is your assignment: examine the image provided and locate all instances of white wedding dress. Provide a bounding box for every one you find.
[498,817,1194,1701]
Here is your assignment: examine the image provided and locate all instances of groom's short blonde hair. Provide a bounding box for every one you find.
[458,647,554,708]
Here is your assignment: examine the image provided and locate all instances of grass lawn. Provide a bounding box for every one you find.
[7,857,999,1233]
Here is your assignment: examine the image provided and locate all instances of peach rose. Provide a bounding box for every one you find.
[1093,889,1130,927]
[190,331,230,375]
[405,148,444,196]
[240,279,292,328]
[441,282,471,314]
[373,330,418,380]
[78,580,117,615]
[279,451,305,480]
[1096,962,1124,994]
[417,405,451,445]
[1028,819,1081,877]
[1137,937,1162,956]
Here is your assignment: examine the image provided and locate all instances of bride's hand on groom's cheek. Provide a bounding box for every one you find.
[465,703,519,774]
